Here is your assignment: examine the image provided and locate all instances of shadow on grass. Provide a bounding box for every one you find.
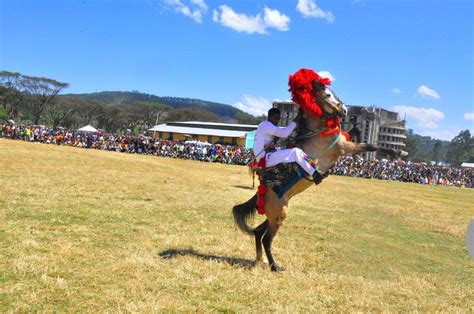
[232,185,255,190]
[158,248,256,269]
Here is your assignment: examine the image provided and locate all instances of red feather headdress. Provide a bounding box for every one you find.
[288,68,331,117]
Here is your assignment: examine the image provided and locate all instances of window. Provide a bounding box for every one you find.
[219,136,224,143]
[168,132,174,140]
[159,132,163,138]
[231,137,237,145]
[208,135,213,143]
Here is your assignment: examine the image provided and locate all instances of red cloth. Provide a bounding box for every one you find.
[256,157,267,215]
[288,68,331,118]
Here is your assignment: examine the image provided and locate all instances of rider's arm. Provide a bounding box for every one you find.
[271,121,296,138]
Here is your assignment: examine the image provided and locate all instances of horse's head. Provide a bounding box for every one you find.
[312,80,347,118]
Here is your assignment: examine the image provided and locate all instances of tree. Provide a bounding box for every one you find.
[74,99,106,126]
[22,75,69,124]
[0,71,24,120]
[446,130,474,166]
[233,112,266,125]
[164,107,220,122]
[432,140,443,164]
[0,106,7,122]
[44,96,79,127]
[127,101,169,132]
[403,129,418,160]
[97,105,128,133]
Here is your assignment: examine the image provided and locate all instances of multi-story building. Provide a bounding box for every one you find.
[272,101,407,160]
[272,101,299,127]
[342,106,406,159]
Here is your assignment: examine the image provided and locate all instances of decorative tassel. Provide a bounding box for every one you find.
[342,132,350,141]
[288,68,331,117]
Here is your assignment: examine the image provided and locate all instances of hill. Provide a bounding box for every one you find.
[1,139,473,312]
[66,91,242,120]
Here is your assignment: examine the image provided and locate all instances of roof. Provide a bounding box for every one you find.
[172,121,258,128]
[77,125,98,132]
[148,123,249,138]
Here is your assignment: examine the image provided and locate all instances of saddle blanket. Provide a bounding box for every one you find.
[262,162,308,198]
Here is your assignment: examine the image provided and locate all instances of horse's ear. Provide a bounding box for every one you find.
[312,80,325,93]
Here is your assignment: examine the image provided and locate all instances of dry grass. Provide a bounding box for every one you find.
[1,139,473,312]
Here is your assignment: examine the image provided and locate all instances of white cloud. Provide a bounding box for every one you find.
[392,88,402,94]
[212,9,218,22]
[191,0,207,11]
[296,0,335,23]
[464,112,474,120]
[263,7,290,31]
[393,105,445,129]
[317,71,335,82]
[213,5,290,34]
[232,95,272,116]
[165,0,207,23]
[417,85,440,99]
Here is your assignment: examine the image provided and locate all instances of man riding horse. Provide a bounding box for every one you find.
[253,105,344,186]
[233,68,407,272]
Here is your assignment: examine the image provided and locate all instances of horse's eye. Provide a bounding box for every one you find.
[326,94,331,97]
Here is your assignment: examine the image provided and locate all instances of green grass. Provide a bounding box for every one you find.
[1,139,473,312]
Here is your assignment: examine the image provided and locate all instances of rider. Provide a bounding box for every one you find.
[253,107,326,184]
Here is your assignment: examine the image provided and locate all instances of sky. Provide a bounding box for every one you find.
[1,0,472,140]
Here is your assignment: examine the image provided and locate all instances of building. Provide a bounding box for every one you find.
[148,121,258,147]
[272,101,407,160]
[272,101,299,127]
[341,106,407,160]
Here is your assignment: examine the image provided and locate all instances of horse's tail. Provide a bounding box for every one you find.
[232,194,258,235]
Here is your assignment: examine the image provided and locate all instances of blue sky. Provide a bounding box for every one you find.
[1,0,472,140]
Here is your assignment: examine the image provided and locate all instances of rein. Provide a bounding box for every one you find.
[294,114,342,181]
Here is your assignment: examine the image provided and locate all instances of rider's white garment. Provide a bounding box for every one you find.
[266,148,316,176]
[253,120,316,176]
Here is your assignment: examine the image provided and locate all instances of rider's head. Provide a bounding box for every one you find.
[267,108,281,126]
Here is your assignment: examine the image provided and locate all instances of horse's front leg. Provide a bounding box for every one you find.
[342,142,407,159]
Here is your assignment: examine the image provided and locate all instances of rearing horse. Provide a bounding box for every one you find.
[232,70,407,272]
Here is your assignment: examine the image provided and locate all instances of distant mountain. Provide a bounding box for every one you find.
[65,91,242,119]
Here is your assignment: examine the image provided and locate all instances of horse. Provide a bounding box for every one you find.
[232,80,407,272]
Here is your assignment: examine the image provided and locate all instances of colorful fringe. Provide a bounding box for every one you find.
[256,157,267,215]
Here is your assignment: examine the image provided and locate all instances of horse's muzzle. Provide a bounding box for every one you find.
[337,104,348,117]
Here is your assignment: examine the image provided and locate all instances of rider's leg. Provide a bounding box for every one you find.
[266,148,316,176]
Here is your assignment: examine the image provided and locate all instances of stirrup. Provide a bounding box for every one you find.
[312,170,329,185]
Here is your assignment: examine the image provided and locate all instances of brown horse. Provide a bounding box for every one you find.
[233,81,407,272]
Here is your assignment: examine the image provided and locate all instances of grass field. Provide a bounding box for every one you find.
[1,138,473,312]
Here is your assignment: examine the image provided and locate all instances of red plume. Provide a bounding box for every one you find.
[288,68,331,117]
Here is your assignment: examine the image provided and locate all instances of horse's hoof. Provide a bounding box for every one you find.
[270,264,284,272]
[399,150,409,157]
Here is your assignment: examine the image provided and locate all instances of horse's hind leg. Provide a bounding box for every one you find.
[254,220,268,264]
[263,205,288,272]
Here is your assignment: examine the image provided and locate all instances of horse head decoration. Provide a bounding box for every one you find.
[233,68,407,272]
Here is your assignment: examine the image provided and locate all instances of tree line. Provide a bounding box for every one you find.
[0,71,265,134]
[403,129,473,166]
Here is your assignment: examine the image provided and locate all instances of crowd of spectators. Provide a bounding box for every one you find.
[0,123,253,165]
[331,156,473,188]
[2,123,472,188]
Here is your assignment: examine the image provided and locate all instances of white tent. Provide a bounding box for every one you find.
[77,125,98,133]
